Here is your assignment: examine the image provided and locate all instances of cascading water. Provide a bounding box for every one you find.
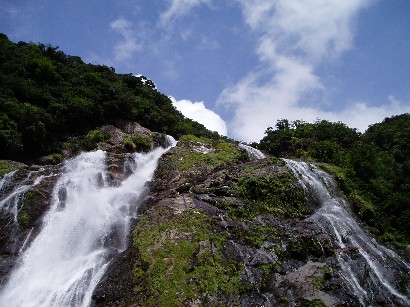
[285,159,410,306]
[238,144,266,160]
[0,169,47,223]
[0,138,175,307]
[0,168,56,258]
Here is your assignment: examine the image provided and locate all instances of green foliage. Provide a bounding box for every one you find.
[123,133,151,152]
[259,119,359,164]
[82,129,111,151]
[38,153,64,165]
[322,266,332,280]
[24,190,41,202]
[239,224,277,248]
[179,134,212,143]
[233,171,308,219]
[0,114,23,157]
[0,34,219,162]
[0,160,23,177]
[174,135,246,171]
[17,210,31,227]
[259,115,410,247]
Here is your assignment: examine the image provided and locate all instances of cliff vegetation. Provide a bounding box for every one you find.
[0,36,409,306]
[0,33,220,163]
[257,115,410,248]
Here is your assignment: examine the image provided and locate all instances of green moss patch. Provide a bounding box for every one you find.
[0,160,25,177]
[301,299,327,307]
[39,153,64,165]
[175,135,246,171]
[123,133,152,152]
[131,209,244,306]
[17,210,32,227]
[233,171,308,219]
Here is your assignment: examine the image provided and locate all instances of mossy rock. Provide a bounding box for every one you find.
[39,153,64,165]
[82,128,112,151]
[0,160,26,177]
[173,135,247,172]
[233,170,308,219]
[300,299,327,307]
[123,133,152,152]
[17,210,32,227]
[19,189,49,229]
[130,209,244,306]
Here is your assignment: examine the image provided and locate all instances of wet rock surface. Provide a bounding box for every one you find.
[0,165,58,286]
[93,137,360,306]
[0,122,170,290]
[2,131,407,306]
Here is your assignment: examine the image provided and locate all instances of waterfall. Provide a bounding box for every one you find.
[0,140,174,307]
[0,170,47,224]
[238,144,266,160]
[285,159,410,306]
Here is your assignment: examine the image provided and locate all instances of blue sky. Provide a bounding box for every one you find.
[1,0,410,141]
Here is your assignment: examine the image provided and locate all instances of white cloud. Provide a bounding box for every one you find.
[222,80,410,141]
[218,0,380,142]
[239,0,370,62]
[336,96,410,132]
[160,0,212,26]
[110,18,142,61]
[170,96,228,135]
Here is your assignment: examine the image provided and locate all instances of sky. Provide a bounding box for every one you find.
[1,0,410,142]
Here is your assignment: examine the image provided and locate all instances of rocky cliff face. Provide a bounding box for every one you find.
[0,122,170,288]
[3,125,395,306]
[0,163,57,285]
[93,135,359,306]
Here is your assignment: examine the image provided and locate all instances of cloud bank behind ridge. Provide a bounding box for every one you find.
[170,96,228,136]
[217,0,410,141]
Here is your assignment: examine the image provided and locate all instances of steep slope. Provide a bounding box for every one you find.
[93,136,363,306]
[0,122,172,290]
[1,34,409,306]
[0,34,219,163]
[258,115,410,249]
[1,125,409,306]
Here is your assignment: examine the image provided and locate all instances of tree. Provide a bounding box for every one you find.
[0,114,23,157]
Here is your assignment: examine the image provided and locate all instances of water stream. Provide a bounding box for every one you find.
[238,144,266,160]
[285,159,410,306]
[0,169,48,224]
[0,139,175,307]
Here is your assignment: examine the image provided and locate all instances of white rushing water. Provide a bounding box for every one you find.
[285,159,410,306]
[238,144,266,160]
[0,170,47,224]
[0,170,17,191]
[0,139,175,307]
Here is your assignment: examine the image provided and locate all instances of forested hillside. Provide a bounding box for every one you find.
[257,115,410,248]
[0,33,409,249]
[0,34,219,163]
[0,35,409,305]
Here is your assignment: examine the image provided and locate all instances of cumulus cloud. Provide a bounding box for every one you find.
[110,18,142,61]
[160,0,212,26]
[218,0,383,142]
[170,96,228,135]
[337,96,410,132]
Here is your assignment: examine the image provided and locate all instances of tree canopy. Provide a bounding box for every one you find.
[0,34,220,161]
[258,114,410,248]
